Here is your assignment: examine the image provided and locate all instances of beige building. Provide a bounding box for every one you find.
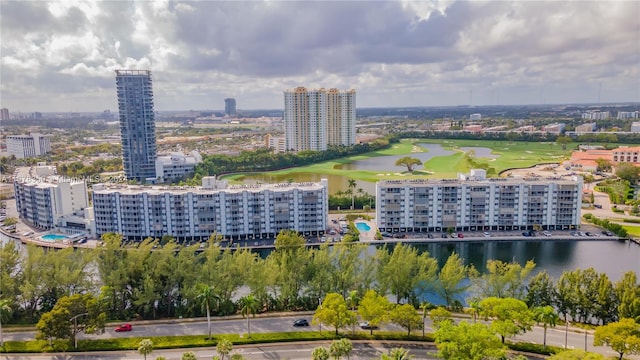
[283,87,356,152]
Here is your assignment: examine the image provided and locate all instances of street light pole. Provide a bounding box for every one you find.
[585,329,588,351]
[70,313,89,349]
[564,319,569,349]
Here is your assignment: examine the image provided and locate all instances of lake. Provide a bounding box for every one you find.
[235,143,498,194]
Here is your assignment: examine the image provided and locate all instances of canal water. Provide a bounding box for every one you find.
[4,233,638,297]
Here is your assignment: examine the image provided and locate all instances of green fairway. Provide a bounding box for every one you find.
[225,139,573,189]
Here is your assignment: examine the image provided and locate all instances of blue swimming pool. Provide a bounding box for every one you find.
[41,234,69,241]
[355,222,371,232]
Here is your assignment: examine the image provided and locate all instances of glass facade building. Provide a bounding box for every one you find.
[115,70,157,182]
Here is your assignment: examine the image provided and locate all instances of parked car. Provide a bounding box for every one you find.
[293,319,309,327]
[602,230,613,236]
[450,233,458,238]
[114,323,132,332]
[457,233,464,238]
[427,233,434,239]
[359,321,379,330]
[441,233,448,238]
[483,232,491,238]
[543,231,552,237]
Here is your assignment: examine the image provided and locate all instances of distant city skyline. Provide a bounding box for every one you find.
[1,1,638,112]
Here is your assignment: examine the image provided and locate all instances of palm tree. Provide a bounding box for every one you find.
[347,179,357,210]
[239,295,259,337]
[0,298,12,347]
[419,302,431,337]
[465,300,481,323]
[137,338,153,360]
[196,284,219,339]
[216,338,233,360]
[381,348,414,360]
[534,305,559,349]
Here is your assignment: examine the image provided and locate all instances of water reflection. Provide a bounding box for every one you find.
[375,240,639,281]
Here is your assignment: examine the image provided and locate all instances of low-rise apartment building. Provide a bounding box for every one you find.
[6,133,51,159]
[13,165,91,233]
[376,172,582,233]
[93,177,328,241]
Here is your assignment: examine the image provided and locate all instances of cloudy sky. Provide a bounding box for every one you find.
[1,1,638,113]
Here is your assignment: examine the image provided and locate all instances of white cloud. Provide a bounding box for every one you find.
[0,0,638,112]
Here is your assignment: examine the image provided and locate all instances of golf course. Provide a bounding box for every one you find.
[223,139,572,193]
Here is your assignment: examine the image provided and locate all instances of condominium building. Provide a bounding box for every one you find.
[0,108,9,121]
[326,88,356,147]
[6,133,51,159]
[582,111,610,120]
[13,165,91,233]
[265,134,287,153]
[618,111,639,120]
[541,123,566,134]
[574,122,597,134]
[283,87,356,152]
[155,151,202,183]
[115,70,157,182]
[92,177,329,241]
[376,172,582,233]
[224,98,237,116]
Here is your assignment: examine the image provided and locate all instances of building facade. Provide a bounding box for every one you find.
[618,111,639,120]
[224,98,237,116]
[0,108,9,121]
[93,177,329,241]
[326,88,356,146]
[13,166,90,232]
[115,70,157,182]
[6,133,51,159]
[612,147,640,163]
[376,175,582,233]
[155,151,202,183]
[574,122,597,134]
[265,134,287,153]
[283,87,356,152]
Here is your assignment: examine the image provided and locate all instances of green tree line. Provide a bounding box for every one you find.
[2,231,639,330]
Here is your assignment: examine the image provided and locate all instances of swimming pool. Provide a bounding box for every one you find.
[41,234,69,241]
[355,222,371,232]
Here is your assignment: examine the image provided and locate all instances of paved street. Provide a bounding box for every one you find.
[2,314,636,359]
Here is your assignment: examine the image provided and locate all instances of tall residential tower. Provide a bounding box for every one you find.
[115,70,157,182]
[224,98,237,116]
[283,87,356,152]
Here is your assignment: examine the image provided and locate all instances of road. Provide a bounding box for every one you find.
[3,315,635,359]
[0,342,439,360]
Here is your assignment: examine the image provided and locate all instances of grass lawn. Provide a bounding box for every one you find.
[224,139,573,186]
[418,139,569,173]
[621,225,640,237]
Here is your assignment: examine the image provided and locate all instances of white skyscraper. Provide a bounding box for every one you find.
[283,87,356,152]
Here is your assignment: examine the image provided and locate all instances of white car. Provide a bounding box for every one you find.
[483,232,491,237]
[543,231,552,237]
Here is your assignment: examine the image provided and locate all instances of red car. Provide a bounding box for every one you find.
[114,323,132,332]
[457,233,464,238]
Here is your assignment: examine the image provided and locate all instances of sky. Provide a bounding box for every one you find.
[0,0,639,113]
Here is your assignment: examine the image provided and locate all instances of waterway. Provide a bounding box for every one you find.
[3,232,639,303]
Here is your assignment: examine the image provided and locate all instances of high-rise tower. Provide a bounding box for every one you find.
[326,88,356,146]
[283,87,355,152]
[115,70,157,182]
[224,98,237,116]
